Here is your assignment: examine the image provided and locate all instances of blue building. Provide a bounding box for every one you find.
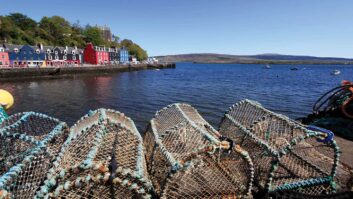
[118,47,129,64]
[5,44,46,67]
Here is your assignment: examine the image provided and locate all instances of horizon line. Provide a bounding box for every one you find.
[153,52,353,59]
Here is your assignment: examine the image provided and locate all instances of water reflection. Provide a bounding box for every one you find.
[1,63,352,131]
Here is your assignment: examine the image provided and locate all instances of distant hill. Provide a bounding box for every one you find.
[156,53,353,65]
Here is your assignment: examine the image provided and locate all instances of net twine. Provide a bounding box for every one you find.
[35,109,152,199]
[219,99,341,195]
[0,112,69,199]
[144,103,254,198]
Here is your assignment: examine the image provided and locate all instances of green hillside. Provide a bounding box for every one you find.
[0,13,147,61]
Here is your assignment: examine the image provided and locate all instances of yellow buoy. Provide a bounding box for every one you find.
[0,89,14,110]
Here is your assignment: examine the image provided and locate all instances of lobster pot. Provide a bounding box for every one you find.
[219,100,340,195]
[0,112,66,142]
[0,112,69,199]
[144,103,254,198]
[36,109,151,198]
[41,165,152,199]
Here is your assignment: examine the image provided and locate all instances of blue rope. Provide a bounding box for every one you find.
[0,106,8,124]
[307,125,335,143]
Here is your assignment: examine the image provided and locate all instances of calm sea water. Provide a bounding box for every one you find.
[2,63,353,131]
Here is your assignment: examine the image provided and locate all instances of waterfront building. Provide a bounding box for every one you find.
[45,46,63,66]
[45,46,82,66]
[83,43,109,65]
[5,44,46,67]
[68,47,83,66]
[108,47,119,64]
[130,55,138,64]
[118,47,129,64]
[147,57,159,63]
[0,46,9,67]
[77,49,84,64]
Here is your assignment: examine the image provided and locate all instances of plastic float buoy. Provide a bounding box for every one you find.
[0,89,14,110]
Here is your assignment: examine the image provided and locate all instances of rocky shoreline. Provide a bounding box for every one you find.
[0,63,176,80]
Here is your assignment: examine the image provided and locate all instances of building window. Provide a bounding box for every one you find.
[63,55,67,60]
[48,55,52,60]
[72,50,75,55]
[64,50,67,54]
[55,51,58,54]
[36,49,40,54]
[1,55,4,59]
[55,55,58,60]
[73,55,76,60]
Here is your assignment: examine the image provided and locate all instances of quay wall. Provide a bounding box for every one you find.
[0,63,175,80]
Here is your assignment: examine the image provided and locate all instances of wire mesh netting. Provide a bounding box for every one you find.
[144,103,254,198]
[268,190,353,199]
[0,100,351,199]
[0,112,69,199]
[219,99,343,195]
[37,164,152,199]
[35,109,152,199]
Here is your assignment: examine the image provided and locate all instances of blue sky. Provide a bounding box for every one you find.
[1,0,353,57]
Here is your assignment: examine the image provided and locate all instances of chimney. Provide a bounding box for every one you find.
[65,46,68,50]
[74,46,78,50]
[38,43,43,50]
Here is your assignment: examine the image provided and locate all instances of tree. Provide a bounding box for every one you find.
[121,39,148,61]
[83,26,104,46]
[0,13,148,55]
[7,13,37,31]
[39,16,73,46]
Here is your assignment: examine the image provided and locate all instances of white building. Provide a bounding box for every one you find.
[147,57,158,63]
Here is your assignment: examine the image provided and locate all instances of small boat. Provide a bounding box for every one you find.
[290,67,299,70]
[263,64,271,69]
[331,70,341,75]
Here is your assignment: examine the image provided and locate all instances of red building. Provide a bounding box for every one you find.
[0,46,9,67]
[83,43,109,65]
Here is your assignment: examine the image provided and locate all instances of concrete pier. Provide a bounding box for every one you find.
[0,63,176,80]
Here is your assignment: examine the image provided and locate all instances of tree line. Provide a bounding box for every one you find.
[0,13,148,61]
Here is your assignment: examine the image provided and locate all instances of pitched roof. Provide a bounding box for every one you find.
[2,44,23,51]
[42,45,54,51]
[2,43,83,53]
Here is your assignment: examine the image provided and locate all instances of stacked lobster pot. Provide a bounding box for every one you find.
[143,103,254,199]
[219,99,342,195]
[0,112,69,199]
[35,109,152,199]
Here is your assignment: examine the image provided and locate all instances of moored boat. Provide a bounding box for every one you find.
[263,64,271,69]
[331,69,341,75]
